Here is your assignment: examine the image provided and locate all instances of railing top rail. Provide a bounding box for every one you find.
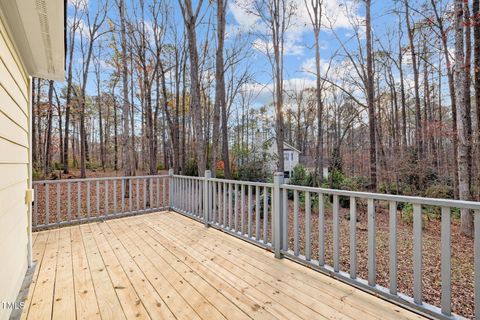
[282,183,480,210]
[173,175,274,187]
[208,177,273,188]
[172,175,204,181]
[33,174,169,185]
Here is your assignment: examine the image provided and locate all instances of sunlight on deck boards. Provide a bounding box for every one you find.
[21,211,426,320]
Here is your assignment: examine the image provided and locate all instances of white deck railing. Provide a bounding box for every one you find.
[33,170,480,319]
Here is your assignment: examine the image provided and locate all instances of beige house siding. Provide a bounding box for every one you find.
[0,14,31,320]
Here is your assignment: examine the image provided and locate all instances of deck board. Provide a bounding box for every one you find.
[23,211,426,320]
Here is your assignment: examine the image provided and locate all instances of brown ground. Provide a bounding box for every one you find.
[32,174,475,319]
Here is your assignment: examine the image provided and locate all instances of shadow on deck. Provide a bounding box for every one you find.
[22,211,425,320]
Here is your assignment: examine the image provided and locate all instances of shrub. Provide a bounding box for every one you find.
[215,169,225,179]
[289,164,312,186]
[32,168,41,180]
[341,176,369,191]
[51,161,62,171]
[86,161,101,170]
[184,158,198,176]
[401,203,426,228]
[379,181,415,196]
[157,163,165,171]
[424,183,453,199]
[236,162,268,182]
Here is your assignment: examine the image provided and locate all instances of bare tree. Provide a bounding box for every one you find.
[250,0,296,173]
[305,0,324,185]
[213,0,229,178]
[63,1,82,173]
[78,0,108,177]
[44,80,54,175]
[454,0,473,237]
[178,0,207,175]
[404,0,423,157]
[117,0,132,187]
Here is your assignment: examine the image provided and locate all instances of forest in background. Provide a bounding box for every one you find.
[32,0,480,237]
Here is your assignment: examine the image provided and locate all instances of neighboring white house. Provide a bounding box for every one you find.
[0,2,64,320]
[262,137,301,180]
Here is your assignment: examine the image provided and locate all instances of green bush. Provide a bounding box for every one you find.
[32,168,41,180]
[86,161,101,170]
[401,203,426,228]
[322,169,366,208]
[215,169,225,179]
[157,163,165,171]
[341,176,369,191]
[236,162,268,182]
[289,164,312,186]
[379,181,415,196]
[51,161,62,171]
[184,158,198,176]
[424,183,453,199]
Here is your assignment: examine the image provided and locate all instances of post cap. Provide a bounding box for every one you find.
[204,170,212,178]
[273,172,284,184]
[168,169,174,175]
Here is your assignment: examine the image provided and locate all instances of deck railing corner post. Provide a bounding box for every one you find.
[169,169,174,210]
[204,170,212,227]
[273,172,284,259]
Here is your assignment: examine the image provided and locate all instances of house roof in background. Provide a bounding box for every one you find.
[264,137,301,154]
[283,142,301,153]
[0,0,65,81]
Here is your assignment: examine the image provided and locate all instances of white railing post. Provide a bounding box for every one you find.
[168,169,174,210]
[204,170,211,227]
[273,172,284,259]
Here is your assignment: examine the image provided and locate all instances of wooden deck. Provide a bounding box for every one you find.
[21,211,426,320]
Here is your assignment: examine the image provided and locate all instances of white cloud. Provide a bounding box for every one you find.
[228,0,362,57]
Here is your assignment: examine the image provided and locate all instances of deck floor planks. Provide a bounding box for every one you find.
[92,222,176,320]
[126,218,307,320]
[52,227,75,320]
[107,218,228,320]
[98,220,201,320]
[79,224,126,320]
[70,226,101,320]
[22,211,426,320]
[26,228,59,320]
[156,212,425,320]
[145,215,352,320]
[20,231,49,320]
[116,217,278,320]
[87,223,151,320]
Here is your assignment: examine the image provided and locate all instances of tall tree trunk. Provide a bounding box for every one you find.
[179,0,206,175]
[214,0,228,178]
[36,79,42,172]
[431,0,460,198]
[272,0,285,173]
[119,0,132,193]
[473,0,480,200]
[63,8,78,174]
[464,1,474,192]
[405,0,423,157]
[454,0,474,237]
[44,80,54,175]
[113,94,119,171]
[32,78,37,168]
[98,91,105,171]
[366,0,377,191]
[314,19,324,184]
[54,87,63,166]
